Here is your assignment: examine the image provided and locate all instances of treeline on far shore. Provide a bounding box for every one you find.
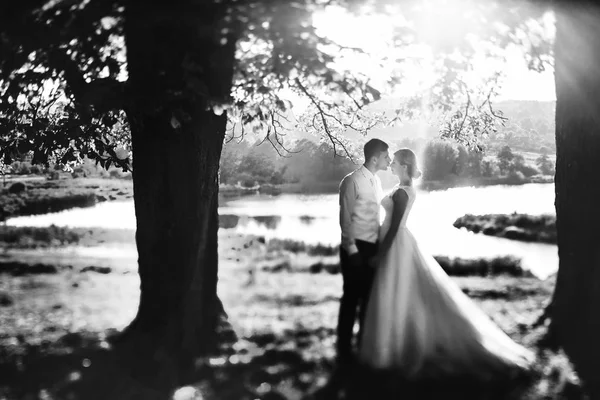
[1,137,556,222]
[2,136,555,200]
[220,137,555,192]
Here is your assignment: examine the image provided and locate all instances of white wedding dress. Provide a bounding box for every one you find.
[359,185,534,379]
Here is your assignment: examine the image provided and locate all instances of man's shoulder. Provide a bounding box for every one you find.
[340,168,361,186]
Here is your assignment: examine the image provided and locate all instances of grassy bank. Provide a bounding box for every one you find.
[454,213,557,244]
[0,232,583,399]
[0,228,532,278]
[0,225,135,249]
[0,178,133,221]
[259,238,532,278]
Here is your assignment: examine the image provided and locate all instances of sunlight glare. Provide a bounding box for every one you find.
[313,6,396,54]
[311,2,555,101]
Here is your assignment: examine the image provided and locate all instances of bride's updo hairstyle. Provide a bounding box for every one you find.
[394,148,422,180]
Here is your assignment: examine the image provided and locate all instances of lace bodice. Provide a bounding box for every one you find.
[380,185,416,237]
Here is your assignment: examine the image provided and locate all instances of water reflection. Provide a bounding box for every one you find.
[6,184,558,279]
[218,184,558,279]
[299,215,317,225]
[219,214,240,229]
[219,215,283,230]
[252,216,282,229]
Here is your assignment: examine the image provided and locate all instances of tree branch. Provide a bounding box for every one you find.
[45,48,128,113]
[295,78,360,161]
[456,90,471,137]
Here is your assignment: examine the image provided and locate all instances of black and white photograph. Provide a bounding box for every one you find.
[0,0,598,399]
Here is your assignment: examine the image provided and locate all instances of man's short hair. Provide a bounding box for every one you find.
[364,139,389,162]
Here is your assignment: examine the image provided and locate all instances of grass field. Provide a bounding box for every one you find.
[0,228,585,400]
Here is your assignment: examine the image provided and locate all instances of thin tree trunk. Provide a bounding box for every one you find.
[115,1,237,394]
[550,3,600,396]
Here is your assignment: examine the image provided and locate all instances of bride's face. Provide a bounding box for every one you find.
[391,156,409,179]
[390,157,402,177]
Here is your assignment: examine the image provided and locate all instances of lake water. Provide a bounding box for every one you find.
[6,183,558,279]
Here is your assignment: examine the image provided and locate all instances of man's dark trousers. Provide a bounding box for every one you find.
[336,239,377,362]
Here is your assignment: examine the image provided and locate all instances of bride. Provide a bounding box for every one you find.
[358,148,535,380]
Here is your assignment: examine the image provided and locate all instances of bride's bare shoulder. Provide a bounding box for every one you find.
[392,185,416,199]
[391,186,410,200]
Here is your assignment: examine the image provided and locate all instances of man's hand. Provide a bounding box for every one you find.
[348,252,363,267]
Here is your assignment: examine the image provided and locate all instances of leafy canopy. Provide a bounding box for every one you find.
[0,0,553,170]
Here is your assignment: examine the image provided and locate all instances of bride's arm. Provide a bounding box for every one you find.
[373,189,409,264]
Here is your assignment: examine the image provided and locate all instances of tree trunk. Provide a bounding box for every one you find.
[116,2,236,393]
[550,3,600,397]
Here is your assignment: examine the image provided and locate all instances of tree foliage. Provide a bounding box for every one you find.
[497,145,515,174]
[0,1,129,169]
[485,100,556,152]
[0,0,554,169]
[536,152,555,175]
[422,140,458,181]
[220,137,357,188]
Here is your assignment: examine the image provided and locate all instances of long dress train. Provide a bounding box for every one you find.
[358,185,534,380]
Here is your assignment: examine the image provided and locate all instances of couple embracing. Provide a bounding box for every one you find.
[337,138,534,380]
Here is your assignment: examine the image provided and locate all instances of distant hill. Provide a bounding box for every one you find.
[494,100,555,121]
[488,100,556,153]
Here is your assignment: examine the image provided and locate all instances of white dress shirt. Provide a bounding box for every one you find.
[339,165,383,255]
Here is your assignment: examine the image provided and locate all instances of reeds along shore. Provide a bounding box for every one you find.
[454,213,556,244]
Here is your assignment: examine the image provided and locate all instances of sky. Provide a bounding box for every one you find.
[495,50,555,101]
[312,5,556,102]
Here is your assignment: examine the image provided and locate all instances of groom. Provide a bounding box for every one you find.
[337,138,390,364]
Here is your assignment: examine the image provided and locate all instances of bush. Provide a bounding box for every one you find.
[496,146,514,175]
[272,254,530,278]
[307,243,338,256]
[536,153,555,175]
[237,149,280,184]
[8,182,26,194]
[515,163,539,178]
[422,140,458,181]
[269,170,286,185]
[465,150,483,177]
[71,166,87,179]
[454,213,557,244]
[0,225,82,248]
[47,171,61,180]
[11,161,32,175]
[506,170,526,184]
[109,169,122,178]
[19,193,97,216]
[71,165,89,178]
[236,172,259,188]
[435,255,529,277]
[267,238,306,253]
[481,160,497,177]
